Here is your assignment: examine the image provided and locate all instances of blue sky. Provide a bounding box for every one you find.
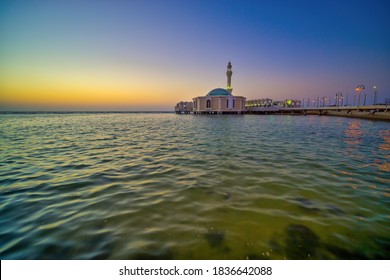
[0,0,389,110]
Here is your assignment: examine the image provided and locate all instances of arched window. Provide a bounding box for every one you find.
[206,99,211,108]
[226,99,229,108]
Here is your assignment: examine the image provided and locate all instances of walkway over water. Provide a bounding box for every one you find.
[246,105,390,121]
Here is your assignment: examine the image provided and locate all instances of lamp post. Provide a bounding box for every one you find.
[373,86,378,105]
[336,92,342,109]
[322,97,327,107]
[355,85,365,111]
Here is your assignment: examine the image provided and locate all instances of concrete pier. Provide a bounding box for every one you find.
[246,105,390,121]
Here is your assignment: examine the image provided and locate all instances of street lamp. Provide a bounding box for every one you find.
[355,85,365,111]
[373,86,378,105]
[336,92,342,109]
[322,97,327,107]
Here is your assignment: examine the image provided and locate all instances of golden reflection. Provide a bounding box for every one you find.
[378,130,390,151]
[340,170,354,176]
[344,121,363,146]
[375,130,390,172]
[374,160,390,172]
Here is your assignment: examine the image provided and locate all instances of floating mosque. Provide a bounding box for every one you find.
[175,62,246,114]
[173,62,389,120]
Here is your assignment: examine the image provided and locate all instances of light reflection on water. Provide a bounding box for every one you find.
[0,113,389,259]
[376,130,390,172]
[344,120,364,146]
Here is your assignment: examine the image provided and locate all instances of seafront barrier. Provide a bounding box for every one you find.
[176,104,390,121]
[246,104,390,121]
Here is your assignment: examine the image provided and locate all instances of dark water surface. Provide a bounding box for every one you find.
[0,113,389,259]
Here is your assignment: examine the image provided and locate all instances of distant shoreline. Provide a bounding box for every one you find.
[1,109,389,121]
[0,111,174,114]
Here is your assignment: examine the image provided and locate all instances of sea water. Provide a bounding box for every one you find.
[0,113,389,259]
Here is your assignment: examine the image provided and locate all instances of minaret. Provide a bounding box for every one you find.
[226,61,233,93]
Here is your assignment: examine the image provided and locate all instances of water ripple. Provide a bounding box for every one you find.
[0,113,389,259]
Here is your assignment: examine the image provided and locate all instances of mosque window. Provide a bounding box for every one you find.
[206,99,211,108]
[226,99,229,108]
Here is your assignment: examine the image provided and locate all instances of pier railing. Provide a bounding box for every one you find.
[245,105,389,120]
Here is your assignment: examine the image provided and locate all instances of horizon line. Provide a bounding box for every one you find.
[0,110,174,114]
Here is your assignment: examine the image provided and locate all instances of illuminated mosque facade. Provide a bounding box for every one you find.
[174,61,302,114]
[192,62,246,114]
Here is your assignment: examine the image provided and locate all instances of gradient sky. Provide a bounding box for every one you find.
[1,0,389,111]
